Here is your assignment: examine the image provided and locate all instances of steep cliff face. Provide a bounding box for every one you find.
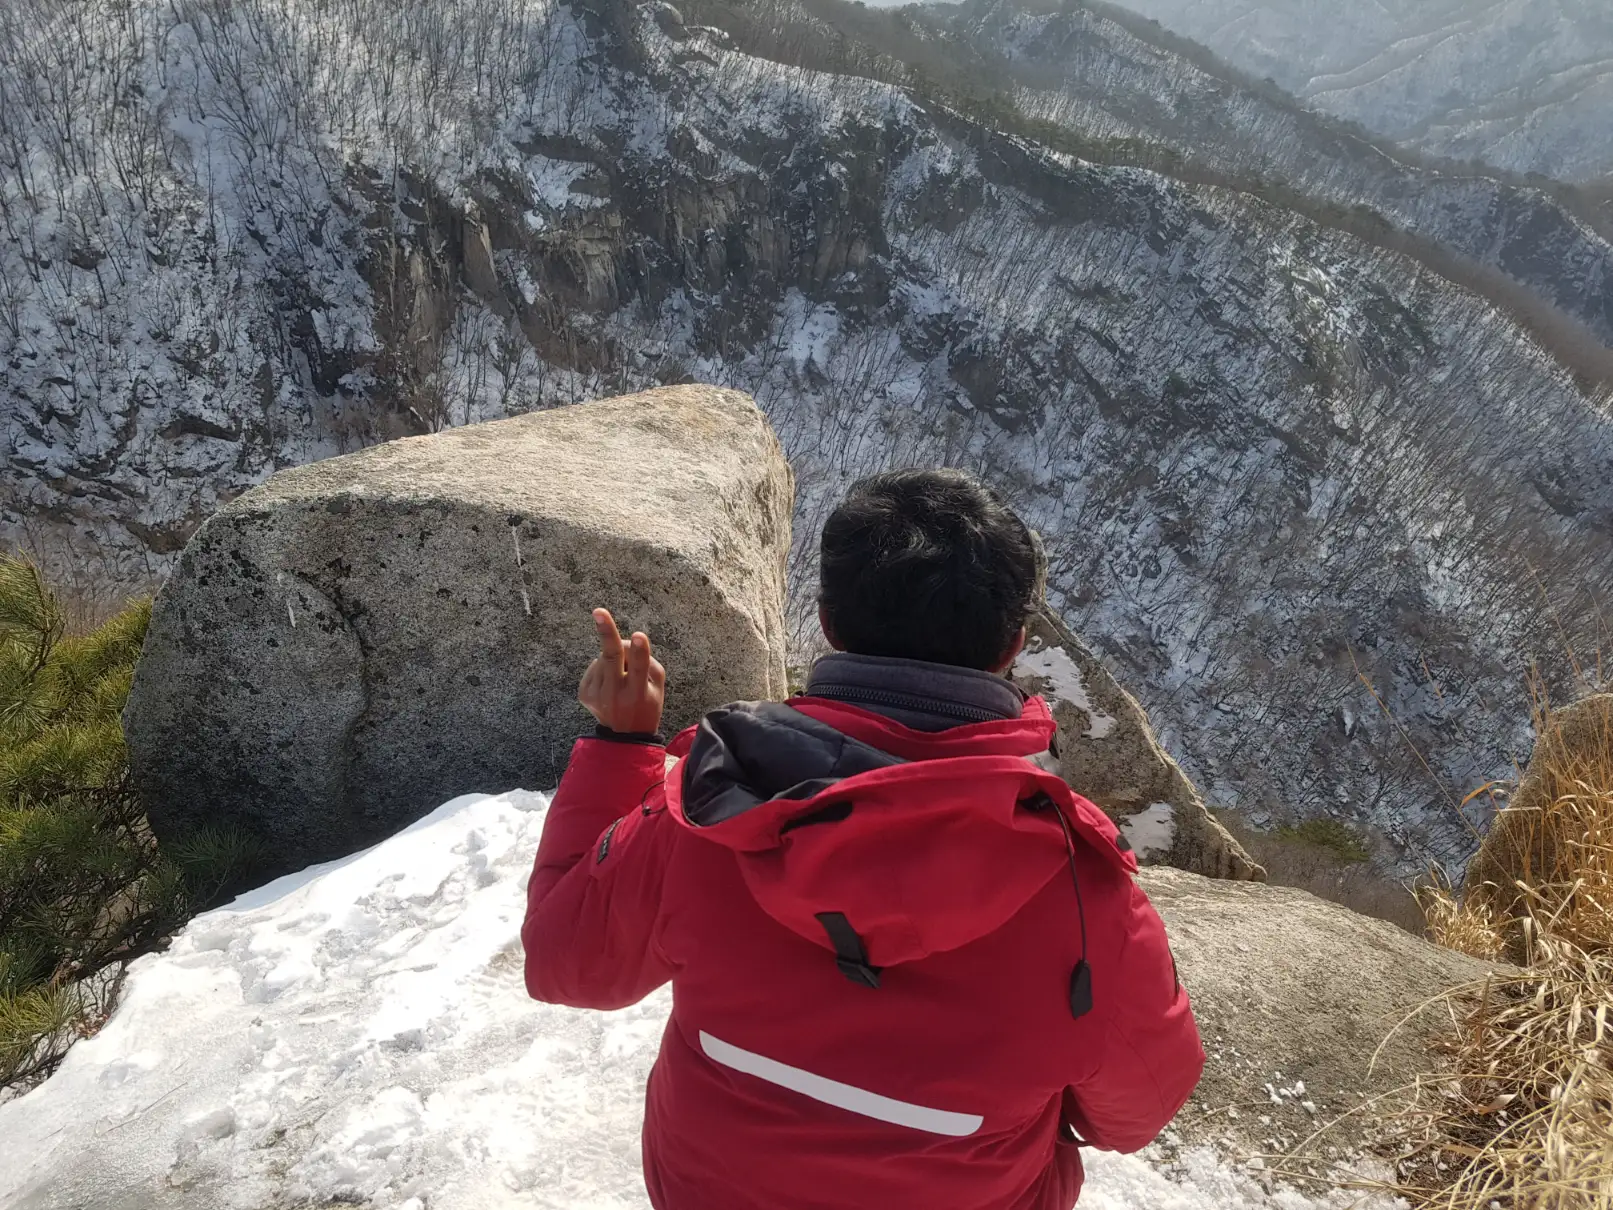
[1104,0,1613,182]
[4,0,1612,873]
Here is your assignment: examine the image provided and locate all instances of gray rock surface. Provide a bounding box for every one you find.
[1012,608,1265,881]
[124,385,793,877]
[1141,867,1508,1155]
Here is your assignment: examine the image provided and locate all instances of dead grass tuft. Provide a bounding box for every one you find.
[1395,691,1613,1210]
[1463,692,1613,958]
[1417,874,1507,963]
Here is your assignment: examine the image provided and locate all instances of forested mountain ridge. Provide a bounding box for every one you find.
[2,0,1610,875]
[699,0,1613,372]
[1103,0,1613,182]
[958,0,1613,351]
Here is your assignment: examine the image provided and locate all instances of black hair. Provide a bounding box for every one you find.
[818,469,1043,671]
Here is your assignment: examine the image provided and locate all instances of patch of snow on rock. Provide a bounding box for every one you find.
[1121,803,1177,860]
[1015,642,1118,739]
[1,792,1393,1210]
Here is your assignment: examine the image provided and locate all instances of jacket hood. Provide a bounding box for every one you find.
[665,698,1133,970]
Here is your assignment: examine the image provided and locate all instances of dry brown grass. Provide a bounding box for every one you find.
[1461,693,1613,960]
[1419,873,1507,962]
[1387,936,1613,1210]
[1397,692,1613,1210]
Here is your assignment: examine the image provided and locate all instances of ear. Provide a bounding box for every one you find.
[819,603,846,652]
[990,626,1027,675]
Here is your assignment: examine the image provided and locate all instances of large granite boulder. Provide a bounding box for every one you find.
[1011,608,1264,881]
[1143,867,1507,1155]
[125,386,793,877]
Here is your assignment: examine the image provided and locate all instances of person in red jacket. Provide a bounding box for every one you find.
[523,469,1204,1210]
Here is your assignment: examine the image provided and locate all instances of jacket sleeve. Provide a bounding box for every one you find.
[522,736,679,1010]
[1065,880,1205,1153]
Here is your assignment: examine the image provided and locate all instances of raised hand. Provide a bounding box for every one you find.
[578,608,666,736]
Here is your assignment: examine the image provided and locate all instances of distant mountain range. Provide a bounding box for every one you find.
[4,0,1611,876]
[1104,0,1613,182]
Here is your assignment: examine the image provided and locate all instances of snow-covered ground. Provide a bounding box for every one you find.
[0,792,1395,1210]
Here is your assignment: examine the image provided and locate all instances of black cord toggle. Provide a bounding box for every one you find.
[1024,790,1095,1020]
[1069,959,1093,1019]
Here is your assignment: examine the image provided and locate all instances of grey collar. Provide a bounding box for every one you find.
[804,652,1025,732]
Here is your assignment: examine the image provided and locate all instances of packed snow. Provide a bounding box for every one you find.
[1120,803,1178,860]
[0,792,1396,1210]
[1014,644,1119,740]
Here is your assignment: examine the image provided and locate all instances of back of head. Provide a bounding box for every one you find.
[818,469,1042,671]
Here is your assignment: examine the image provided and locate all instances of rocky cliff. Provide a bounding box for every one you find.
[4,0,1612,873]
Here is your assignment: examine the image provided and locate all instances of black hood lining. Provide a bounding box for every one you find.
[681,702,905,827]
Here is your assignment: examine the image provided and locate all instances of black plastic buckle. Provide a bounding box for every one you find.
[816,911,883,990]
[835,957,883,989]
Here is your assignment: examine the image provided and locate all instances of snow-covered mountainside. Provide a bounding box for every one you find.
[1104,0,1613,181]
[711,0,1613,354]
[927,0,1613,350]
[0,789,1396,1209]
[3,0,1612,872]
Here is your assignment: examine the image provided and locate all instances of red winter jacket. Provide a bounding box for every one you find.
[523,695,1204,1210]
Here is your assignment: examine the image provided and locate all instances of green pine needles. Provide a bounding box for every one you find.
[0,555,255,1093]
